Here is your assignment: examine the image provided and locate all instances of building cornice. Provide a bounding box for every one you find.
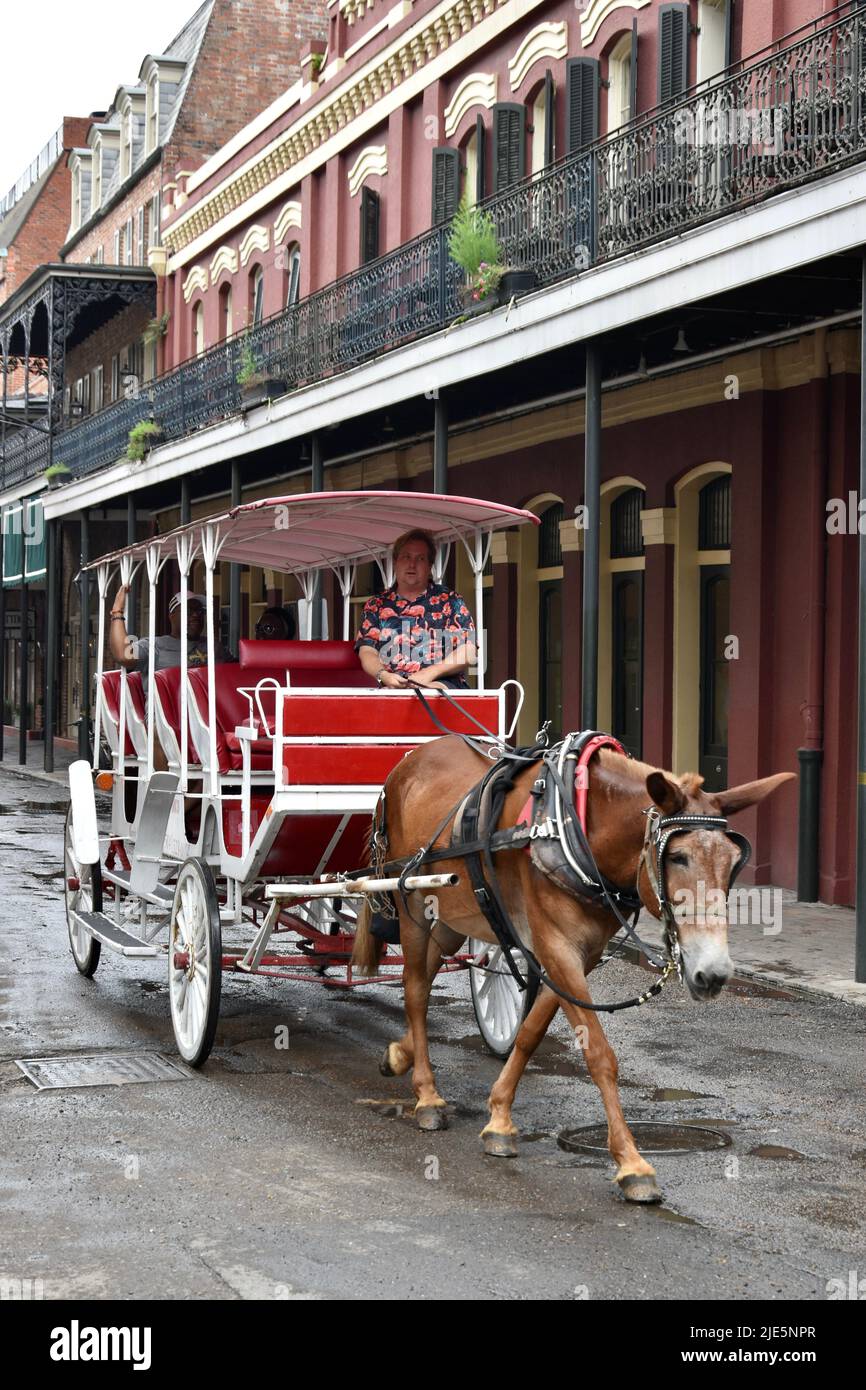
[164,0,545,266]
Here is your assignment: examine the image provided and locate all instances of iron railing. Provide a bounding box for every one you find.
[1,424,50,488]
[6,4,866,489]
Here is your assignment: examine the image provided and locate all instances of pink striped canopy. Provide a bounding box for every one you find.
[84,491,540,576]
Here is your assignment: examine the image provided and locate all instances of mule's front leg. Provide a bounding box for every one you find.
[539,940,661,1203]
[400,913,450,1131]
[481,986,559,1157]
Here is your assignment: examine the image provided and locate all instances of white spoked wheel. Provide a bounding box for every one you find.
[469,940,539,1060]
[168,858,222,1067]
[64,805,102,978]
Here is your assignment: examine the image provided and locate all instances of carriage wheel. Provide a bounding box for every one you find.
[469,941,539,1060]
[168,858,222,1068]
[64,805,103,978]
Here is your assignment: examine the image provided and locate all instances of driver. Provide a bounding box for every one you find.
[355,528,476,690]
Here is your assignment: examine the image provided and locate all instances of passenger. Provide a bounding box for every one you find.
[355,528,476,690]
[108,585,229,771]
[255,605,297,641]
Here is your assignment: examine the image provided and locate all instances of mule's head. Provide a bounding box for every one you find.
[640,769,795,1001]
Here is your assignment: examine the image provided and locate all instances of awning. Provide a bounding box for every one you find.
[2,497,46,585]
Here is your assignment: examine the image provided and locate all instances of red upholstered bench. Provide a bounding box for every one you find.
[238,639,373,687]
[100,670,147,759]
[153,666,201,769]
[188,666,283,775]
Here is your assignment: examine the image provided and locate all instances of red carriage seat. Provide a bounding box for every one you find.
[100,670,147,759]
[153,666,201,769]
[187,666,282,775]
[238,639,373,687]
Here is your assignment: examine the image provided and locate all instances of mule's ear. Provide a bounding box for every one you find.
[714,771,796,816]
[646,770,686,816]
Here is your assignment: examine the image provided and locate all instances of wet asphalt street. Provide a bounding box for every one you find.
[1,770,865,1303]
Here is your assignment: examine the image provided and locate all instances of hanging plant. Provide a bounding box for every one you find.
[126,419,164,462]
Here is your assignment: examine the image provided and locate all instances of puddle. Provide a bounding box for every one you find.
[650,1087,716,1102]
[725,979,796,1001]
[650,1206,700,1226]
[355,1097,414,1119]
[749,1144,805,1161]
[138,982,163,994]
[558,1122,732,1156]
[521,1131,552,1144]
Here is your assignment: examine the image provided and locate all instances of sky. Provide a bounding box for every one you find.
[0,0,191,196]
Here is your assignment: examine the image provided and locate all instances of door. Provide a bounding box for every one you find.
[699,565,730,790]
[612,571,643,757]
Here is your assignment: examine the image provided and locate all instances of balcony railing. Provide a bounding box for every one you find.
[7,3,866,491]
[1,424,50,488]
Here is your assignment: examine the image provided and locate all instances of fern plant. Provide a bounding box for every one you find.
[447,196,504,298]
[126,419,163,462]
[236,335,261,387]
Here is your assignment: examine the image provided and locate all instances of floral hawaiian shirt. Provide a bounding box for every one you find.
[354,582,476,687]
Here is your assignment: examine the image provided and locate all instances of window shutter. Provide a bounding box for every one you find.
[475,114,486,204]
[629,19,639,121]
[359,185,380,264]
[544,69,555,166]
[431,146,459,224]
[658,3,689,104]
[566,58,600,155]
[492,102,525,192]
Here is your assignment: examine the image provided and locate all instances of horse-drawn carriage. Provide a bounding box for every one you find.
[64,491,538,1067]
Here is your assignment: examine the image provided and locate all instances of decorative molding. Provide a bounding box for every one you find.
[348,144,388,196]
[239,224,270,267]
[341,0,378,23]
[641,507,676,546]
[490,530,520,564]
[508,21,567,92]
[444,71,497,137]
[181,265,208,302]
[209,245,239,281]
[274,200,303,242]
[163,0,526,261]
[559,518,583,554]
[580,0,650,47]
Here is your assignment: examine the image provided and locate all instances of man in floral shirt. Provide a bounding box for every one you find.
[355,528,477,689]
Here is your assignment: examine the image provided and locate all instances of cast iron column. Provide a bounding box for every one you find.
[180,477,191,526]
[79,509,90,761]
[310,434,324,639]
[229,460,241,656]
[44,519,57,773]
[18,576,28,764]
[581,343,602,730]
[127,495,137,636]
[433,393,448,494]
[0,523,5,762]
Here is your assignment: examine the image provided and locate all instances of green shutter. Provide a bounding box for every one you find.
[658,3,690,104]
[24,498,46,581]
[492,103,525,192]
[2,504,23,587]
[432,147,460,224]
[566,59,600,155]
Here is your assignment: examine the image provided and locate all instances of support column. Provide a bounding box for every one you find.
[310,434,323,639]
[18,576,28,764]
[581,344,602,729]
[433,393,448,494]
[79,509,90,761]
[0,521,5,761]
[1,337,8,470]
[127,494,137,636]
[229,460,241,656]
[640,508,676,769]
[560,521,583,736]
[180,477,191,525]
[44,519,57,773]
[856,253,866,979]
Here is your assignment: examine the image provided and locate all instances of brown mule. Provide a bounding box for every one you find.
[352,737,794,1203]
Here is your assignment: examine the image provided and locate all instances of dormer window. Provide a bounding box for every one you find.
[146,74,159,154]
[122,107,133,180]
[70,153,92,233]
[92,140,102,211]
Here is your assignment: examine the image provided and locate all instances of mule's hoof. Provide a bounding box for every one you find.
[415,1104,449,1132]
[618,1173,662,1204]
[379,1046,396,1077]
[482,1130,518,1158]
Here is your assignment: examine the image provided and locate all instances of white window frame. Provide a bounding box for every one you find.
[607,33,633,135]
[111,354,121,402]
[697,0,728,88]
[93,364,104,412]
[251,266,264,326]
[146,74,159,154]
[137,207,145,263]
[148,192,161,248]
[193,302,205,356]
[125,216,134,266]
[286,249,301,307]
[113,229,121,264]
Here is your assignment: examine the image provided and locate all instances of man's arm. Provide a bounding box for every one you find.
[414,592,477,685]
[107,584,141,670]
[358,644,410,689]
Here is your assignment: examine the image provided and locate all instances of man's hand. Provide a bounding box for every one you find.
[380,670,411,689]
[111,584,130,614]
[411,668,447,690]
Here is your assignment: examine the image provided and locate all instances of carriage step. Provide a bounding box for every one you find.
[70,911,159,957]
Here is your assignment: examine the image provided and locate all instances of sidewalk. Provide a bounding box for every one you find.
[2,741,866,1007]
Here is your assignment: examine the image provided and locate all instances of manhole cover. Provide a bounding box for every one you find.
[15,1052,189,1091]
[557,1122,732,1156]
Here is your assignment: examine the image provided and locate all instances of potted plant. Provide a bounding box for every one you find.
[43,462,73,490]
[126,419,164,462]
[236,332,286,407]
[447,197,506,315]
[498,266,539,300]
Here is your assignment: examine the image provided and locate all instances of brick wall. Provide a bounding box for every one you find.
[65,299,155,405]
[165,0,328,181]
[0,116,91,304]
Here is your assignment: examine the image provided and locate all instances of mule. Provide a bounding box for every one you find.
[352,737,794,1203]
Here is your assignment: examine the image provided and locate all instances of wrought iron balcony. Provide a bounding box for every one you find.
[11,1,866,489]
[0,423,50,488]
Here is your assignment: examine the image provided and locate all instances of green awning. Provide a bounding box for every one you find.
[2,497,46,586]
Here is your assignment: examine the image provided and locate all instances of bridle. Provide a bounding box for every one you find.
[637,808,752,981]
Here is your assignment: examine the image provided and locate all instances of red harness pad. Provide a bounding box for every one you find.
[516,734,629,844]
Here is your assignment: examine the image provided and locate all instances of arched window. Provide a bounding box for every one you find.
[538,501,563,567]
[607,32,634,133]
[193,302,204,357]
[610,487,644,558]
[219,283,233,340]
[251,266,264,326]
[285,246,301,307]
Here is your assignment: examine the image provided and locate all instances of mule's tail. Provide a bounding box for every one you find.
[350,898,386,978]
